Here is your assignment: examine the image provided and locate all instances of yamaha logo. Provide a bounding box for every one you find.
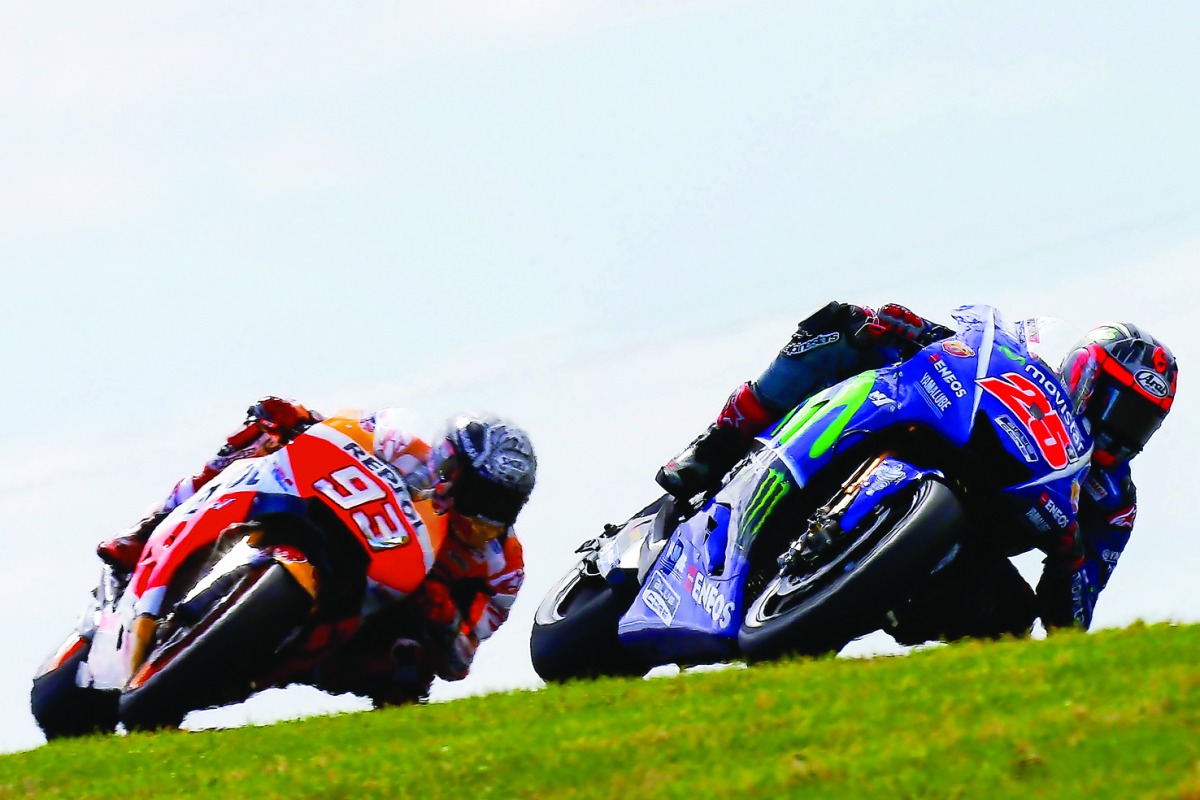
[1135,369,1170,398]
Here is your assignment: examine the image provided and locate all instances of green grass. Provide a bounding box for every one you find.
[3,623,1198,799]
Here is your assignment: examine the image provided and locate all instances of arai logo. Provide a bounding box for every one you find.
[1135,370,1169,398]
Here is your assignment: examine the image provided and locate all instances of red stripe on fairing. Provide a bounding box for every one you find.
[1094,348,1173,411]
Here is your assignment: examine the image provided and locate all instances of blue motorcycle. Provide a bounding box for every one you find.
[531,305,1092,680]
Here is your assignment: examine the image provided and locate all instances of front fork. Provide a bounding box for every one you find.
[124,523,320,683]
[779,454,889,574]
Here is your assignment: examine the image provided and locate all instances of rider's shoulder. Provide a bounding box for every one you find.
[361,407,431,466]
[1083,461,1136,507]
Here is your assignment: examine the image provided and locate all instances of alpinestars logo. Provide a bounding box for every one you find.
[1109,505,1137,529]
[780,332,840,358]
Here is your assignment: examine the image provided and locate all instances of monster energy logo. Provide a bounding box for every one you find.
[743,468,791,539]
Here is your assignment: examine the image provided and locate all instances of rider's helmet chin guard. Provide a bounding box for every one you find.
[1060,323,1178,466]
[428,413,537,546]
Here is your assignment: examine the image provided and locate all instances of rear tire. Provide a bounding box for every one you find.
[530,565,645,683]
[739,479,964,662]
[118,562,312,731]
[31,634,119,740]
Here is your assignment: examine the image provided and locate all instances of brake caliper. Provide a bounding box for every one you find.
[779,508,845,576]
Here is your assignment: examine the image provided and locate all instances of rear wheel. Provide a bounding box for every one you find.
[118,562,313,731]
[530,564,645,683]
[739,478,964,662]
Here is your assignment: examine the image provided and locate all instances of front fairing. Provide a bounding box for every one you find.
[617,491,745,663]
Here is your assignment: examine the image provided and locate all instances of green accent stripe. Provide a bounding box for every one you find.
[773,371,878,460]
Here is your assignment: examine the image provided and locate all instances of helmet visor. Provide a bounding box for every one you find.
[1091,376,1167,459]
[451,467,528,526]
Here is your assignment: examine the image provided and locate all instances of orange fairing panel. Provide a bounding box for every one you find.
[290,425,446,595]
[319,416,376,453]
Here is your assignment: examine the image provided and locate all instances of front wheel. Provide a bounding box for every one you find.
[31,633,119,740]
[739,479,964,662]
[118,561,313,731]
[530,564,645,683]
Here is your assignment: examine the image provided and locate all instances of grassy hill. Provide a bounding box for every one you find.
[2,622,1197,799]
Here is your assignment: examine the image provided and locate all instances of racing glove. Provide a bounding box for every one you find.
[219,397,319,456]
[416,578,461,629]
[416,579,478,681]
[248,396,319,439]
[861,304,933,344]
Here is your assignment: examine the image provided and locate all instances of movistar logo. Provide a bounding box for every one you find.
[743,468,790,538]
[998,345,1027,365]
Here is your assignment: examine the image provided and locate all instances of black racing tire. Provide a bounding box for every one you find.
[739,478,964,663]
[530,564,645,683]
[31,634,119,740]
[118,562,312,732]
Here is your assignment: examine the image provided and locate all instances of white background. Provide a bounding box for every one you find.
[2,2,1198,752]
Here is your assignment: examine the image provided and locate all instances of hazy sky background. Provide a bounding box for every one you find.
[3,1,1199,752]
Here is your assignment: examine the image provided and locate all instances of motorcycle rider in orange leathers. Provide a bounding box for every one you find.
[97,398,536,705]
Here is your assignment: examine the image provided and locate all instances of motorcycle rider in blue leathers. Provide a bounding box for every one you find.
[656,302,1178,643]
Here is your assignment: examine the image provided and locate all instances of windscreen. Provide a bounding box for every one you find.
[1017,315,1086,376]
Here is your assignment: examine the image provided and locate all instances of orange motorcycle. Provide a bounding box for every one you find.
[32,416,447,736]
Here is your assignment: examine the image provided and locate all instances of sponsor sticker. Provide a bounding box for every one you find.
[996,415,1039,463]
[644,573,681,625]
[868,390,895,408]
[1085,475,1108,501]
[1040,492,1071,530]
[1109,505,1137,529]
[917,373,952,415]
[942,340,975,358]
[1024,507,1051,532]
[686,567,735,628]
[929,354,968,398]
[863,461,908,496]
[780,332,840,358]
[1135,370,1170,398]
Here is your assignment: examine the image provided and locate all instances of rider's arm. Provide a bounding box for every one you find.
[463,533,525,644]
[1036,468,1136,631]
[421,534,525,682]
[156,397,319,515]
[754,302,953,412]
[366,408,434,490]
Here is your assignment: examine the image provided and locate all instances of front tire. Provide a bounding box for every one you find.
[739,479,964,662]
[118,562,313,731]
[530,565,645,683]
[31,634,119,740]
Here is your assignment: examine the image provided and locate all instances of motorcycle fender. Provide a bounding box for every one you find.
[593,522,645,583]
[838,457,944,535]
[87,581,142,690]
[635,502,681,584]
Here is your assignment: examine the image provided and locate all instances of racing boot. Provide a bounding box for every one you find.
[656,382,776,499]
[96,510,170,574]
